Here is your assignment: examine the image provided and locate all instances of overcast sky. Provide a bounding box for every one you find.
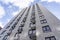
[0,0,60,28]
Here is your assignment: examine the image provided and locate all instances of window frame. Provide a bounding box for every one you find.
[40,19,47,24]
[42,25,51,33]
[45,36,56,40]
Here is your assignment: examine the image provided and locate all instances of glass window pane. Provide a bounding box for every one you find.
[45,36,56,40]
[42,25,51,33]
[40,19,47,24]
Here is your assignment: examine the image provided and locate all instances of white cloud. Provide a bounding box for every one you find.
[0,6,5,28]
[0,22,3,28]
[0,0,35,28]
[41,0,60,2]
[12,10,20,16]
[0,5,5,19]
[1,0,34,8]
[0,0,35,17]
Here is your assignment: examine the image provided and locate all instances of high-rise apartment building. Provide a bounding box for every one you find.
[0,3,60,40]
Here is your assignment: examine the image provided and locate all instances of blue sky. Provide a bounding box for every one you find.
[0,0,60,28]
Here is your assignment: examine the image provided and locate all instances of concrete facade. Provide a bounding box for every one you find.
[0,3,60,40]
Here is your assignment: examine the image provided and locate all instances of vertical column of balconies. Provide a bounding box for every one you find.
[13,6,31,40]
[8,7,29,40]
[0,9,25,37]
[0,8,27,40]
[28,5,36,40]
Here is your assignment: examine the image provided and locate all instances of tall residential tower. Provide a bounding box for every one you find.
[0,3,60,40]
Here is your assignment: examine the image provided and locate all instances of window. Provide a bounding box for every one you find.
[15,22,18,25]
[45,36,56,40]
[28,29,36,40]
[20,22,24,27]
[31,19,36,24]
[40,19,47,24]
[11,22,18,30]
[11,25,16,30]
[31,16,35,19]
[17,27,23,34]
[14,33,17,37]
[10,25,16,31]
[17,18,20,21]
[29,24,36,30]
[42,25,51,33]
[7,30,12,36]
[22,17,26,23]
[19,17,21,19]
[31,26,36,30]
[39,15,44,19]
